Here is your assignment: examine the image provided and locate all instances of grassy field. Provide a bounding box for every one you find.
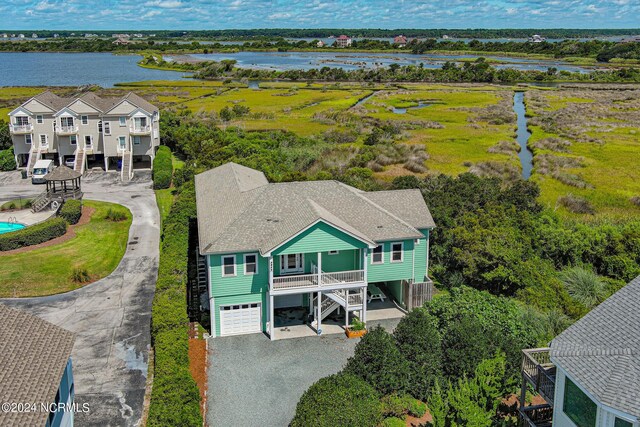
[0,200,132,297]
[1,81,638,217]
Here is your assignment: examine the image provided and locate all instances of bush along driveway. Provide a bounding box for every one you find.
[0,174,160,427]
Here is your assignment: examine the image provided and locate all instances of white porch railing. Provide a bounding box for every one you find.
[11,123,33,133]
[272,269,365,291]
[130,125,151,134]
[56,125,78,134]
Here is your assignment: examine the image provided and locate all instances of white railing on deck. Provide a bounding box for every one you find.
[272,273,318,290]
[321,270,364,286]
[272,268,364,291]
[11,123,33,133]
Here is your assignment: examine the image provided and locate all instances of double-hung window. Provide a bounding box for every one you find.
[118,136,126,150]
[39,134,48,146]
[133,136,141,145]
[222,255,236,277]
[371,244,383,264]
[119,117,126,127]
[15,116,29,126]
[70,135,77,145]
[98,120,103,133]
[36,115,43,124]
[391,242,403,263]
[25,134,32,145]
[244,254,258,275]
[61,117,74,128]
[104,122,111,135]
[81,115,88,125]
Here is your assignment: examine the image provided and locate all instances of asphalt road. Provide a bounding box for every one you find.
[0,170,160,427]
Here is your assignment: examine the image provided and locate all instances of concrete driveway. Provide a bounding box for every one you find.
[0,170,159,427]
[207,318,401,427]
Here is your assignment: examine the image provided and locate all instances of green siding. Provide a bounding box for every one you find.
[322,249,359,272]
[212,293,267,337]
[386,280,404,307]
[367,240,416,283]
[209,251,269,298]
[414,229,430,282]
[272,221,367,256]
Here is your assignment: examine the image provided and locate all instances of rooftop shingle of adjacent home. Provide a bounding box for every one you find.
[195,162,435,255]
[0,304,75,426]
[550,275,640,417]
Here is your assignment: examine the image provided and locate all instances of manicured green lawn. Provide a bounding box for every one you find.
[0,197,33,211]
[0,200,132,297]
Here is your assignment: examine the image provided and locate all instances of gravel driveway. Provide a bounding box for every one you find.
[207,318,401,427]
[0,170,159,427]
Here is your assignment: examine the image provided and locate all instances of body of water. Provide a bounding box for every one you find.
[0,52,190,87]
[513,91,534,179]
[187,51,593,73]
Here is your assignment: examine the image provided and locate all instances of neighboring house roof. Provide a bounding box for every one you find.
[12,91,158,116]
[550,275,640,417]
[0,304,75,426]
[195,162,435,255]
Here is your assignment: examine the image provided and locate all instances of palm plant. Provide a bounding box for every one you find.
[560,267,607,309]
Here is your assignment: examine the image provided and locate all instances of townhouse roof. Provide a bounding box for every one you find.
[0,304,75,426]
[195,162,435,256]
[550,275,640,417]
[15,91,158,116]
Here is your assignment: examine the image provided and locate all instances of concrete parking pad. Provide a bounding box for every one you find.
[0,170,159,427]
[207,317,401,427]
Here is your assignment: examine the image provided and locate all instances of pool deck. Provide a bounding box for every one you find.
[0,208,54,226]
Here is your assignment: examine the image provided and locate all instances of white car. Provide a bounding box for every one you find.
[65,157,76,168]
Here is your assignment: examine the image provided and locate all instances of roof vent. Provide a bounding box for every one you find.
[377,225,383,229]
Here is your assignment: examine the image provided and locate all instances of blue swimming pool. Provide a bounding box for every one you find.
[0,221,25,234]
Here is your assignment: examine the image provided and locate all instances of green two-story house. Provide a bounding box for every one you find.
[195,163,435,339]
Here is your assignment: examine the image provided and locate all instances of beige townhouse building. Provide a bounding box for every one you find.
[8,91,160,181]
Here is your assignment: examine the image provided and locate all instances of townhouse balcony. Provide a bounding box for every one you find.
[518,404,553,427]
[129,125,151,135]
[56,125,78,135]
[271,269,365,294]
[10,123,33,134]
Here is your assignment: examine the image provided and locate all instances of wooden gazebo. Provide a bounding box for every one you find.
[44,166,83,201]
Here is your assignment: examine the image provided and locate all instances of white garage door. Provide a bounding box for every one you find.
[219,303,262,336]
[274,294,303,309]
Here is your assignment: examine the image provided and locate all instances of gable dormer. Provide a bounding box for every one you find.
[21,98,54,114]
[53,107,79,118]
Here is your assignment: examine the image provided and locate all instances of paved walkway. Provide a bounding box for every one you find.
[207,318,401,427]
[0,170,160,427]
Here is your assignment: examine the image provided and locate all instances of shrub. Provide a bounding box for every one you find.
[59,199,82,225]
[381,417,406,427]
[441,315,493,380]
[382,393,427,418]
[631,196,640,207]
[560,266,607,309]
[0,217,67,251]
[559,193,595,214]
[71,267,90,283]
[147,183,202,426]
[0,147,16,171]
[344,325,410,395]
[393,308,443,400]
[350,316,366,331]
[153,146,173,189]
[105,208,127,222]
[291,373,382,427]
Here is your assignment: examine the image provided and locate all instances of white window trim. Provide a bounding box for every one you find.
[119,117,126,127]
[117,136,126,150]
[84,135,93,147]
[97,120,102,133]
[222,255,236,277]
[104,122,111,135]
[243,253,258,275]
[371,244,384,265]
[39,134,48,146]
[70,135,77,145]
[391,242,404,263]
[36,115,43,124]
[279,253,304,275]
[25,134,32,144]
[133,135,141,145]
[81,115,88,125]
[328,250,339,255]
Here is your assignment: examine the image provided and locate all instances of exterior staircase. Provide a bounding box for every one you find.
[73,148,85,174]
[188,246,210,321]
[31,191,52,213]
[121,150,133,182]
[25,146,41,176]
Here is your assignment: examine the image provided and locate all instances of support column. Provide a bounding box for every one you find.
[309,292,314,316]
[316,291,322,335]
[345,291,349,328]
[269,292,275,341]
[268,256,274,291]
[316,252,322,286]
[362,287,367,323]
[363,248,368,281]
[104,156,109,171]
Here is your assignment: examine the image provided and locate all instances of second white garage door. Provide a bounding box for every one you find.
[219,303,262,336]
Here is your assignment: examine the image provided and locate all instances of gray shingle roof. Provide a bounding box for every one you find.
[550,275,640,417]
[195,163,435,255]
[23,91,158,115]
[0,304,75,427]
[45,165,82,181]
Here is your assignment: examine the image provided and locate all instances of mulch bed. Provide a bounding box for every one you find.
[188,322,208,417]
[0,206,96,256]
[406,408,432,426]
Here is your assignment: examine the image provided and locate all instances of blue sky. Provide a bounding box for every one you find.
[0,0,637,30]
